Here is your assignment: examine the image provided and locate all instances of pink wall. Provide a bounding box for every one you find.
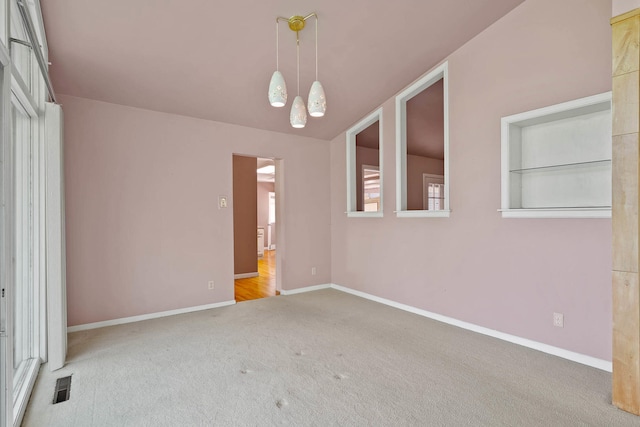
[613,0,640,15]
[233,155,257,275]
[257,181,274,247]
[63,95,331,326]
[331,0,613,360]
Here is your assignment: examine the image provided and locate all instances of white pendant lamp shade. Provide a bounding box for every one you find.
[270,13,324,128]
[268,71,287,107]
[290,95,307,128]
[307,80,326,117]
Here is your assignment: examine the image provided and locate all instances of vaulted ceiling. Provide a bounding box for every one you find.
[40,0,525,141]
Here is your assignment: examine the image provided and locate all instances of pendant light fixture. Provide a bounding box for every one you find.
[268,13,326,129]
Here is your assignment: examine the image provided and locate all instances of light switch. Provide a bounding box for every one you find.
[218,196,228,209]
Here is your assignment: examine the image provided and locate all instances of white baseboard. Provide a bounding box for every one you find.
[280,284,331,295]
[234,272,258,279]
[67,300,236,333]
[328,283,611,372]
[68,282,612,372]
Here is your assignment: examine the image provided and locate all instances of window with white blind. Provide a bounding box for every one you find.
[423,174,444,211]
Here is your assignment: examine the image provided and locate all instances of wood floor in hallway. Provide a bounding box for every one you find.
[234,249,277,302]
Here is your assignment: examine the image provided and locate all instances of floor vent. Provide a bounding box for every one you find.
[53,376,72,404]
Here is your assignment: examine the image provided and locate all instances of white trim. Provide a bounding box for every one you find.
[0,35,13,427]
[396,210,451,218]
[328,284,610,372]
[44,103,66,371]
[396,62,449,214]
[234,272,258,279]
[11,358,38,427]
[0,40,9,65]
[67,300,236,333]
[501,92,612,125]
[276,284,613,372]
[274,158,284,293]
[499,208,611,219]
[346,108,383,216]
[9,72,37,117]
[347,211,384,218]
[66,283,612,372]
[280,284,331,295]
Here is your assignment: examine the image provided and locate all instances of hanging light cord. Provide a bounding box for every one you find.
[296,31,300,95]
[275,20,279,70]
[315,16,318,81]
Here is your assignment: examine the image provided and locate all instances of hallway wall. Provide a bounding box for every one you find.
[233,155,258,275]
[62,95,331,326]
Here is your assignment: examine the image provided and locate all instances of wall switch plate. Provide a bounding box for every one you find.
[218,196,228,209]
[208,281,215,290]
[553,312,564,328]
[311,267,317,276]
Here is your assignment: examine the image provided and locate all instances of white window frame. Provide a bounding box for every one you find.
[1,32,13,427]
[346,108,383,218]
[2,1,50,425]
[395,61,450,218]
[10,90,41,427]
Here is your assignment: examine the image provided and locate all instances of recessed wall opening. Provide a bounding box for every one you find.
[396,62,449,217]
[233,155,281,302]
[346,108,383,217]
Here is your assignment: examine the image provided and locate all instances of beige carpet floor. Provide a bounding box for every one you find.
[22,289,640,426]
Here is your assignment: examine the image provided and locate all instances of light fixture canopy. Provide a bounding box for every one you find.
[269,13,326,128]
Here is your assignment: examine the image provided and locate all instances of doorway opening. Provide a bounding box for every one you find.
[232,156,280,302]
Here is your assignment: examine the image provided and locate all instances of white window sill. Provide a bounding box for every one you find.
[347,211,384,218]
[499,208,611,219]
[395,210,451,218]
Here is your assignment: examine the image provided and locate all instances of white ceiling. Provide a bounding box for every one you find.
[41,0,525,141]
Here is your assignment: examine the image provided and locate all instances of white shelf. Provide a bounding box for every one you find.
[499,207,611,219]
[500,92,612,218]
[509,159,611,174]
[396,210,451,218]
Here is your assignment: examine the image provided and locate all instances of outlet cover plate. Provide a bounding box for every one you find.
[553,312,564,328]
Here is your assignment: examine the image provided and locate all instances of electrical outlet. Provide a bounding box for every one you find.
[553,312,564,328]
[208,281,215,290]
[311,267,317,276]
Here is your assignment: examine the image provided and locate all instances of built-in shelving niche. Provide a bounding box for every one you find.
[500,92,612,219]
